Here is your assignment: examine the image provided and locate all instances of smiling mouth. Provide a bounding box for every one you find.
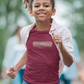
[37,13,47,16]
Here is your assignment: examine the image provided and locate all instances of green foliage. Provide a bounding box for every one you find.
[60,0,84,50]
[0,29,8,73]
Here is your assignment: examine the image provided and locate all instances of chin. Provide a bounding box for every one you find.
[36,18,50,22]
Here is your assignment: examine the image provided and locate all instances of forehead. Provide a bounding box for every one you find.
[33,0,51,4]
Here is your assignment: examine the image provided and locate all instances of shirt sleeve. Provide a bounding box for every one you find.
[73,38,81,62]
[62,28,76,62]
[20,26,29,45]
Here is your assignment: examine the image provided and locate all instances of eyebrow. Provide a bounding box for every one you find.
[34,2,50,5]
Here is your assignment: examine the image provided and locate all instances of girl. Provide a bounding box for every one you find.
[7,0,76,84]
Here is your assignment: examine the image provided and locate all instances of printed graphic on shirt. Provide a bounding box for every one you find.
[33,41,52,47]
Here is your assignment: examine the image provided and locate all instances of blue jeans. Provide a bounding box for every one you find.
[22,81,30,84]
[19,69,25,84]
[60,74,71,84]
[11,69,25,84]
[11,71,21,84]
[22,81,60,84]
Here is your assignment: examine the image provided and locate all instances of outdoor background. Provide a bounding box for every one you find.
[0,0,84,84]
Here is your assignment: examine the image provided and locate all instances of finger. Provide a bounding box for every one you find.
[11,76,15,79]
[54,35,61,39]
[9,72,16,78]
[54,40,59,44]
[11,76,16,79]
[10,73,16,79]
[54,37,60,41]
[53,37,60,42]
[52,33,54,36]
[52,33,60,39]
[52,33,56,38]
[10,66,14,71]
[10,74,16,79]
[55,39,62,43]
[6,70,14,75]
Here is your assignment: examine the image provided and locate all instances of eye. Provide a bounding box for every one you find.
[44,5,49,7]
[34,5,39,7]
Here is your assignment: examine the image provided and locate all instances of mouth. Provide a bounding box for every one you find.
[37,13,47,16]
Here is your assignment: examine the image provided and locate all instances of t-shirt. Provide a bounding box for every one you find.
[20,19,76,78]
[23,28,60,84]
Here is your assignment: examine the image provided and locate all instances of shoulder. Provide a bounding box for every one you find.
[20,24,33,38]
[58,24,70,33]
[52,19,71,36]
[20,23,35,44]
[20,23,36,35]
[21,25,31,34]
[56,23,72,39]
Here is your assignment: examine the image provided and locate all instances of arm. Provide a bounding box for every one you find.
[6,50,27,79]
[52,33,73,67]
[60,44,73,67]
[15,50,27,72]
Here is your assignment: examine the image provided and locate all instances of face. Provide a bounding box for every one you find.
[30,0,56,22]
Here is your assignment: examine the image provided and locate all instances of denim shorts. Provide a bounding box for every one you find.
[22,80,60,84]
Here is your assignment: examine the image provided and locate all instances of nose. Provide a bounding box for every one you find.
[39,5,44,11]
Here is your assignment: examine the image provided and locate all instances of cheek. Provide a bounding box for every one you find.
[33,10,37,15]
[33,8,38,12]
[47,8,53,13]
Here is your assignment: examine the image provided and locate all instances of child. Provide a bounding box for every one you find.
[6,0,76,84]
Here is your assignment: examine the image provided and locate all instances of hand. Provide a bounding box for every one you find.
[52,33,63,50]
[6,66,17,79]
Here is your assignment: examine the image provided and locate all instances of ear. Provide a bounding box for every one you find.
[52,9,56,16]
[29,10,34,16]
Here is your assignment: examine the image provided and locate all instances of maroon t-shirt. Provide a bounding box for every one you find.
[23,28,60,84]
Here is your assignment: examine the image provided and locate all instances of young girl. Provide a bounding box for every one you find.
[7,0,76,84]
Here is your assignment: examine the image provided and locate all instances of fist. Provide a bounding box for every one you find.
[52,33,63,49]
[6,66,17,79]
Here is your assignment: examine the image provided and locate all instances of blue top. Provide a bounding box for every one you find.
[62,38,81,79]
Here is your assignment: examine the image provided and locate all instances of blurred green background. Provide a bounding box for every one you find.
[0,0,84,76]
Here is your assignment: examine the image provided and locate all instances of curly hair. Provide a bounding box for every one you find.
[22,0,55,11]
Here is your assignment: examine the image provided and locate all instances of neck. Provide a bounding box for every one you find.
[35,19,51,31]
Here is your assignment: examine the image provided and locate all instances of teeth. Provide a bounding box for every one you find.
[39,13,45,15]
